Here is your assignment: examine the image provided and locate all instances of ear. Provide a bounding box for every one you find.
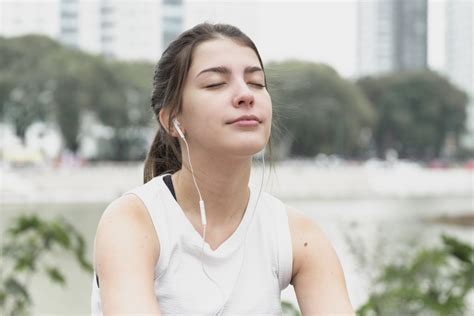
[159,108,181,138]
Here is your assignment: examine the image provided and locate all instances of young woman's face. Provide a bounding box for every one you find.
[180,37,272,158]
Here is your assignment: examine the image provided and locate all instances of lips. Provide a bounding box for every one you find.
[227,114,261,124]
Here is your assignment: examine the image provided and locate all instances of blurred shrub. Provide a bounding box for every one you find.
[358,234,474,315]
[0,214,92,315]
[281,300,301,315]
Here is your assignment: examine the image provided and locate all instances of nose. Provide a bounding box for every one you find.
[232,81,255,108]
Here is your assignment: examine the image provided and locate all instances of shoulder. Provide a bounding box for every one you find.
[95,193,157,240]
[93,193,162,313]
[284,204,354,314]
[284,204,332,281]
[94,193,160,273]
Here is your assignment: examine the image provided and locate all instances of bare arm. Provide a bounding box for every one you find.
[287,205,354,315]
[94,194,162,315]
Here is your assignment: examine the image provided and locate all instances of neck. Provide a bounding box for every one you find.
[171,149,252,228]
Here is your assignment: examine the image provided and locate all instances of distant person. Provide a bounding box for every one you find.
[91,22,354,315]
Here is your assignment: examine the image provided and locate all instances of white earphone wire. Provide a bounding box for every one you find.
[174,118,266,315]
[214,149,265,315]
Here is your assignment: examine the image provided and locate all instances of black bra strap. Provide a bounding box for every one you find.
[163,174,177,201]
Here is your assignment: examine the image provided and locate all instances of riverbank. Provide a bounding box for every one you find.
[1,161,472,204]
[1,161,472,314]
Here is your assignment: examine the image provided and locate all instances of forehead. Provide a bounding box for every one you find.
[189,38,261,76]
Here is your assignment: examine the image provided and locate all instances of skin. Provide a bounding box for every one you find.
[94,37,354,315]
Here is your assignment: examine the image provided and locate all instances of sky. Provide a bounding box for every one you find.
[184,0,359,76]
[185,0,447,78]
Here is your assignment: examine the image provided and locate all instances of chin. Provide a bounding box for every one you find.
[223,141,267,158]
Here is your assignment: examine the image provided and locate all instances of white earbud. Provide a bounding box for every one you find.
[172,117,206,226]
[173,118,186,139]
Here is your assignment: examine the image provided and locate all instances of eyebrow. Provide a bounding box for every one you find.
[195,66,263,78]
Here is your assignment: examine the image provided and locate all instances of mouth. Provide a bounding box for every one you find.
[230,119,260,127]
[226,115,261,124]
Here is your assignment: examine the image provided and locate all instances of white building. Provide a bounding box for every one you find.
[356,0,428,76]
[1,0,361,77]
[163,0,184,49]
[356,0,395,75]
[1,0,184,62]
[97,0,163,60]
[445,0,473,149]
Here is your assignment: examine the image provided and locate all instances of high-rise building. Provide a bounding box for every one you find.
[357,0,428,76]
[162,0,184,49]
[393,0,428,70]
[445,0,473,149]
[1,0,183,62]
[97,0,162,61]
[100,0,115,57]
[60,0,80,48]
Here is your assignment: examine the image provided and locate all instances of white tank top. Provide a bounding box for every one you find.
[91,173,293,315]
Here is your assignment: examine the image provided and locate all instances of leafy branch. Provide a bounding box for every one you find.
[0,214,93,315]
[357,234,474,315]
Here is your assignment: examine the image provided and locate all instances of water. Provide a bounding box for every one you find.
[1,196,472,314]
[280,196,474,309]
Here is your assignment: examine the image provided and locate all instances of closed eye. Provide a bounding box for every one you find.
[249,83,266,88]
[205,83,225,88]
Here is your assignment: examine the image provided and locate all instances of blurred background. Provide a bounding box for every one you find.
[0,0,473,315]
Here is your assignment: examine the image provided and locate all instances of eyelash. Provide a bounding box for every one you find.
[206,83,224,88]
[205,83,266,89]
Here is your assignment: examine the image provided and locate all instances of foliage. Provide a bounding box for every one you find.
[0,35,61,141]
[357,234,474,316]
[0,214,93,315]
[0,35,153,159]
[1,36,470,161]
[357,71,469,160]
[281,300,301,315]
[91,60,154,161]
[266,60,376,158]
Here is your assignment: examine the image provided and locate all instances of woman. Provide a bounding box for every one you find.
[91,23,354,315]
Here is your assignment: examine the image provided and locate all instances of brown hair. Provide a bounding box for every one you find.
[144,23,273,183]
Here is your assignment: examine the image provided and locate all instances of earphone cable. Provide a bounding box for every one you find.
[181,132,266,315]
[180,136,226,309]
[214,148,265,315]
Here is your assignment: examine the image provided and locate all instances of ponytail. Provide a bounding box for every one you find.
[143,127,182,183]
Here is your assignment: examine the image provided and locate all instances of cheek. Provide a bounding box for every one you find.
[181,90,211,125]
[261,94,272,125]
[266,100,272,120]
[184,102,223,138]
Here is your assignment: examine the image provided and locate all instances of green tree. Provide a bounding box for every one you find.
[266,60,375,158]
[45,49,108,153]
[0,35,96,151]
[92,60,154,161]
[0,35,154,159]
[0,36,61,142]
[357,70,468,160]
